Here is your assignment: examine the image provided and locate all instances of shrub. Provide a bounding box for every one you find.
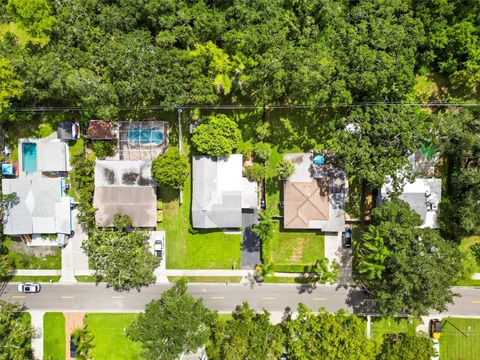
[91,140,116,158]
[277,158,295,179]
[191,114,242,156]
[471,243,480,264]
[152,148,188,190]
[245,163,266,182]
[253,142,271,162]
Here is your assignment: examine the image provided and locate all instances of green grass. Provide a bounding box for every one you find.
[69,139,84,157]
[455,279,480,286]
[370,317,421,344]
[5,239,62,269]
[167,276,242,283]
[160,141,241,269]
[440,318,480,360]
[75,276,99,282]
[460,236,480,273]
[86,313,143,360]
[262,276,309,283]
[270,222,324,265]
[218,313,234,321]
[44,312,65,360]
[9,276,60,282]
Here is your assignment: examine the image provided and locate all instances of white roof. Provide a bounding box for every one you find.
[242,178,258,209]
[38,141,69,172]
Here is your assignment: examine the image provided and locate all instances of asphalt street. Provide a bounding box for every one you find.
[2,283,480,316]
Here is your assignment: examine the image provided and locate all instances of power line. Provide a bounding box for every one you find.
[4,102,480,113]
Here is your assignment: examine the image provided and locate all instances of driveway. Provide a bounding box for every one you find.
[324,232,353,285]
[241,210,260,270]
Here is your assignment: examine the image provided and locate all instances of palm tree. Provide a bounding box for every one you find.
[253,210,275,242]
[355,225,390,280]
[71,325,95,360]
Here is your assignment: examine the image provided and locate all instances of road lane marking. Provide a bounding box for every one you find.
[112,296,124,299]
[61,296,75,299]
[314,297,327,301]
[11,295,25,299]
[262,297,276,300]
[211,296,225,299]
[472,300,480,304]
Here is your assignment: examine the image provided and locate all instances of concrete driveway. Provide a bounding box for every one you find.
[324,232,353,285]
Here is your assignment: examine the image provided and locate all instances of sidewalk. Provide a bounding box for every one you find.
[11,269,61,276]
[30,310,45,360]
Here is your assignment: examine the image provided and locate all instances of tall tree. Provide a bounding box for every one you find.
[7,0,55,39]
[207,302,285,360]
[377,332,435,360]
[71,325,95,360]
[127,278,216,360]
[283,304,375,360]
[355,225,390,280]
[83,214,160,290]
[152,148,189,190]
[0,59,23,112]
[0,301,34,360]
[366,199,462,315]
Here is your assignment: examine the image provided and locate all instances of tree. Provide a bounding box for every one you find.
[0,301,34,359]
[377,332,435,360]
[0,59,23,112]
[254,210,275,262]
[245,163,266,182]
[7,0,55,39]
[366,199,462,315]
[191,114,241,156]
[152,148,188,190]
[355,225,390,280]
[127,278,216,360]
[82,214,160,290]
[71,325,95,360]
[207,302,285,360]
[277,158,295,180]
[283,304,375,360]
[308,258,339,285]
[253,142,271,162]
[334,105,431,188]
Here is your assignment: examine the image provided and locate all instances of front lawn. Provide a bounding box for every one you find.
[370,317,420,344]
[269,222,324,267]
[440,318,480,360]
[160,152,241,269]
[43,312,65,360]
[5,239,62,269]
[86,313,143,360]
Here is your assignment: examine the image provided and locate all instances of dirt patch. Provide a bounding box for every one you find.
[122,172,138,185]
[64,312,85,360]
[9,240,56,257]
[103,168,115,184]
[290,239,306,263]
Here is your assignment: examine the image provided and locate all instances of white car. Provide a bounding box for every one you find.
[153,239,164,259]
[18,283,41,293]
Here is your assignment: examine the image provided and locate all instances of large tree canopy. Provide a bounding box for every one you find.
[83,214,160,290]
[364,199,462,315]
[152,148,188,190]
[191,114,241,156]
[128,278,216,360]
[0,301,34,360]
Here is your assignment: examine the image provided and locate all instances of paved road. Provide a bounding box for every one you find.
[2,283,480,316]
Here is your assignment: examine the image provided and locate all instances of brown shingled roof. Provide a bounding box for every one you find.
[87,120,114,140]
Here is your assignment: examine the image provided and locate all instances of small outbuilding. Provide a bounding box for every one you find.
[57,121,80,140]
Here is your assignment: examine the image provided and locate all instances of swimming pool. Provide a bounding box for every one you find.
[128,128,164,146]
[22,142,37,174]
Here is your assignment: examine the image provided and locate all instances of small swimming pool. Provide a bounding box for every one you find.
[22,142,37,174]
[128,128,164,146]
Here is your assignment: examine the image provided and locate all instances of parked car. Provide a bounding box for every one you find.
[342,228,352,248]
[17,283,41,293]
[153,239,164,259]
[70,336,77,358]
[429,319,443,339]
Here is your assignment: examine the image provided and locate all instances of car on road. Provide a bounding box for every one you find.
[17,283,41,293]
[429,319,443,339]
[153,239,164,259]
[342,228,352,248]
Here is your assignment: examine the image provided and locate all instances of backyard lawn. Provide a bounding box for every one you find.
[440,318,480,360]
[86,313,143,360]
[270,223,325,265]
[43,312,65,360]
[160,153,241,269]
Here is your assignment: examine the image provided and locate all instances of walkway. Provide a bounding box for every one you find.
[241,210,261,269]
[60,222,90,284]
[30,310,45,360]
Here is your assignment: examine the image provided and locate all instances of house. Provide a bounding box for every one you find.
[87,120,115,140]
[380,150,441,229]
[283,153,346,232]
[1,178,75,242]
[191,154,258,229]
[57,121,80,141]
[93,160,156,227]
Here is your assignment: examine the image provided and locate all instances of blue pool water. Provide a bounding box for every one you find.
[22,142,37,174]
[128,128,164,145]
